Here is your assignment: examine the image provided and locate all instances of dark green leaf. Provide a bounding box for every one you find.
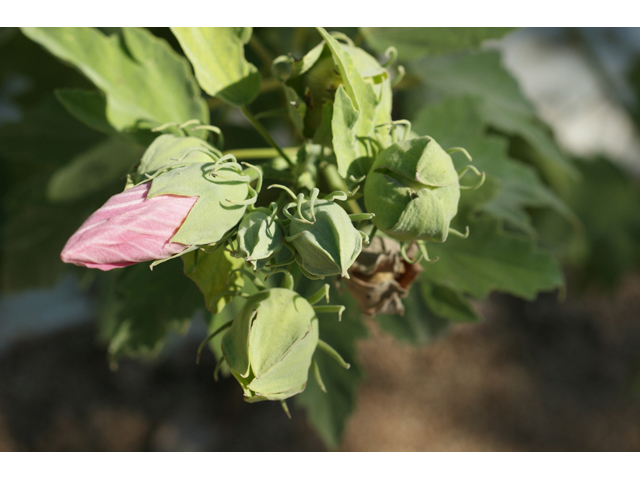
[413,96,576,235]
[295,281,367,449]
[376,284,450,345]
[413,51,578,192]
[421,216,564,300]
[420,281,480,323]
[99,260,203,359]
[47,138,143,202]
[360,27,516,61]
[55,89,119,137]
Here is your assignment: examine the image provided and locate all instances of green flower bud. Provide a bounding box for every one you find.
[129,135,262,248]
[364,136,461,243]
[281,188,370,279]
[273,38,390,146]
[236,205,284,271]
[221,288,319,402]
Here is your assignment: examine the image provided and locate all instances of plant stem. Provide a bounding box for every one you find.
[223,147,298,160]
[240,106,295,167]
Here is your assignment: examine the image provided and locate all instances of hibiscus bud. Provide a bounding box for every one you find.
[364,136,461,243]
[235,206,284,271]
[282,188,370,279]
[60,183,196,271]
[221,288,319,402]
[216,285,349,407]
[343,236,423,316]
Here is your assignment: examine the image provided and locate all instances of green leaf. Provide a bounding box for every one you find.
[376,284,450,345]
[182,248,245,314]
[21,27,209,137]
[55,89,118,137]
[420,216,564,300]
[360,27,516,61]
[419,281,480,323]
[547,158,640,288]
[295,284,367,449]
[413,97,575,236]
[171,27,260,107]
[99,260,203,359]
[46,138,143,202]
[331,85,360,177]
[413,51,578,192]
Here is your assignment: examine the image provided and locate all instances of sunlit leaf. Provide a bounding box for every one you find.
[21,27,209,137]
[171,27,260,107]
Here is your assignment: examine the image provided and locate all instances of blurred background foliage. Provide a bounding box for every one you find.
[1,27,640,451]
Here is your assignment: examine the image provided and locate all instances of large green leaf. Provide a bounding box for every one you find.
[295,281,367,449]
[171,27,260,107]
[413,97,575,236]
[360,27,515,61]
[99,260,203,359]
[413,51,578,192]
[182,248,245,314]
[21,27,209,138]
[420,216,564,300]
[47,138,143,202]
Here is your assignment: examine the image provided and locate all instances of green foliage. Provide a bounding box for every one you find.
[21,27,209,141]
[376,283,452,344]
[99,260,203,359]
[536,158,640,289]
[412,97,575,236]
[412,51,578,192]
[295,283,367,449]
[360,27,515,60]
[421,216,564,300]
[171,27,260,107]
[6,27,617,450]
[47,138,143,202]
[182,248,245,314]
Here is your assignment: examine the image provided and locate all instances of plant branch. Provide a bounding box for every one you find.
[240,106,295,167]
[223,147,299,160]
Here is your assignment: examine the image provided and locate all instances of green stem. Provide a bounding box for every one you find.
[241,106,295,167]
[321,163,363,214]
[223,147,298,160]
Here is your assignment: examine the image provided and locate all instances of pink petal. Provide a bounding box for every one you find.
[61,183,198,271]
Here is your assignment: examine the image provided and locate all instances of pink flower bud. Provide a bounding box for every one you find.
[60,183,197,271]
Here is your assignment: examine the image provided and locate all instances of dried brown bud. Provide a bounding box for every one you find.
[343,236,423,316]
